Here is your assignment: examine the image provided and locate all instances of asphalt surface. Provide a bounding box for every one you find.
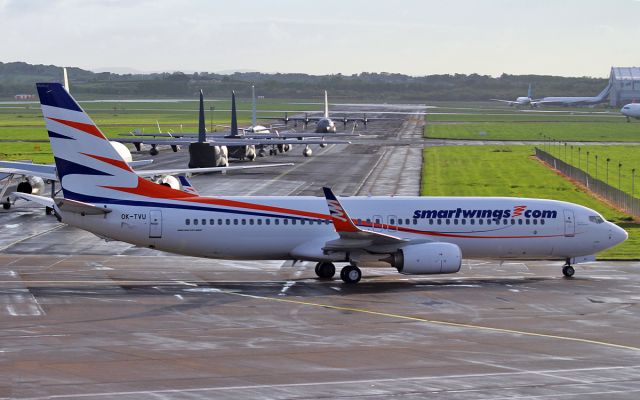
[1,106,640,399]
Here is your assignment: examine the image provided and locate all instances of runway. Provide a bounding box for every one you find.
[2,105,640,399]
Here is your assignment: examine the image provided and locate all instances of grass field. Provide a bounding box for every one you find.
[425,121,640,142]
[421,145,638,260]
[541,145,640,197]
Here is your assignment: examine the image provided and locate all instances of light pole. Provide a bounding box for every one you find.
[595,155,598,179]
[619,162,622,189]
[564,143,567,161]
[571,145,574,165]
[587,151,590,175]
[606,158,611,185]
[578,147,581,170]
[633,168,636,198]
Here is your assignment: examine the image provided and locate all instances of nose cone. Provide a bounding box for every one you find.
[610,223,628,246]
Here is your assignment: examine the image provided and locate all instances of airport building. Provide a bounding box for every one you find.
[609,67,640,106]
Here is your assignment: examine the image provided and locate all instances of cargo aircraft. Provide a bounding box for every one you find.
[15,83,627,283]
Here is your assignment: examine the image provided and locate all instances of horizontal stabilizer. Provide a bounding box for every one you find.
[10,192,55,208]
[56,198,112,215]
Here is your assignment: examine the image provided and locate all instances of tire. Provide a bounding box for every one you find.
[45,206,53,215]
[562,265,575,278]
[315,262,336,279]
[340,265,361,284]
[2,202,10,210]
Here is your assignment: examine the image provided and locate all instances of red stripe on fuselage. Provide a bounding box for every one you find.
[48,117,105,140]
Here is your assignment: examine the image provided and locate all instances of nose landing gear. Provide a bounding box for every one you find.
[562,259,575,278]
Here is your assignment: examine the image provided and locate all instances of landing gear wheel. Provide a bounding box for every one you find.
[562,265,575,278]
[45,206,53,215]
[340,265,362,284]
[314,262,336,279]
[2,202,10,210]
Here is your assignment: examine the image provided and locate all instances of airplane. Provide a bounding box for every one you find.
[14,82,628,284]
[491,84,537,107]
[262,91,394,132]
[534,82,611,106]
[116,89,351,162]
[620,103,640,121]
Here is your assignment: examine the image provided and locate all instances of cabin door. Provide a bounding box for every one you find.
[149,210,163,238]
[563,210,575,237]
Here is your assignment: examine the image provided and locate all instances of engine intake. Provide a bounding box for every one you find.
[388,243,462,275]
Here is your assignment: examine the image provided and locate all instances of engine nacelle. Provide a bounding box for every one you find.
[303,146,312,157]
[16,176,45,195]
[156,175,181,190]
[109,141,133,163]
[389,243,462,275]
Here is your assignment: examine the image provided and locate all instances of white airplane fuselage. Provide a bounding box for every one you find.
[621,103,640,119]
[63,196,625,262]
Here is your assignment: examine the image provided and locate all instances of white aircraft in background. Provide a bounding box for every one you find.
[16,83,627,283]
[534,82,611,106]
[620,103,640,121]
[491,84,537,107]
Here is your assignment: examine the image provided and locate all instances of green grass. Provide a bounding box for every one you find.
[542,145,640,197]
[425,121,640,142]
[421,145,638,260]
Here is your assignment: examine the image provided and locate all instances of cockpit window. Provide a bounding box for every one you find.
[589,215,604,224]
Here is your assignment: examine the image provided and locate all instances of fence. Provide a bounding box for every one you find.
[535,148,640,218]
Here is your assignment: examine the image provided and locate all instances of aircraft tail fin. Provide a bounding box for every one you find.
[198,90,206,142]
[251,85,257,127]
[230,91,239,137]
[63,67,70,92]
[36,82,193,203]
[323,90,329,118]
[527,83,532,99]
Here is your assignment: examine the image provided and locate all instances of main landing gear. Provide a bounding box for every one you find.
[314,262,362,284]
[562,259,575,278]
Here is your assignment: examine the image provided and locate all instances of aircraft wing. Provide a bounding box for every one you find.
[134,163,293,177]
[490,99,516,105]
[0,161,58,181]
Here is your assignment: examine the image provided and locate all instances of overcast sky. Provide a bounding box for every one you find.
[1,0,638,77]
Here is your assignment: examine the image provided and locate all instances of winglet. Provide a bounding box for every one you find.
[178,175,199,195]
[322,187,359,233]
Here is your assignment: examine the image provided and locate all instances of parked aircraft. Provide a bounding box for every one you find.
[491,84,536,107]
[15,83,628,284]
[116,90,350,161]
[620,103,640,121]
[534,83,611,106]
[262,91,394,132]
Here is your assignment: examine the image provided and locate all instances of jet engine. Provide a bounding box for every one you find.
[386,243,462,274]
[156,175,181,190]
[109,141,133,163]
[303,145,312,157]
[16,176,45,195]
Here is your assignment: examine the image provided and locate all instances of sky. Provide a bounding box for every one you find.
[1,0,638,77]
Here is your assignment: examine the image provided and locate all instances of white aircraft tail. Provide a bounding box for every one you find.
[63,67,70,92]
[323,90,329,118]
[36,83,192,203]
[251,85,257,127]
[527,83,532,99]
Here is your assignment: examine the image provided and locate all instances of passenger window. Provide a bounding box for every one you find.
[437,219,442,225]
[185,219,190,225]
[541,219,545,225]
[266,219,271,225]
[518,219,523,225]
[249,219,254,225]
[257,219,262,225]
[390,218,395,224]
[233,219,238,225]
[454,219,458,225]
[413,219,418,225]
[461,219,466,225]
[218,219,222,225]
[193,219,198,226]
[479,220,483,225]
[301,220,305,225]
[226,219,230,225]
[275,219,279,225]
[470,219,475,225]
[511,219,515,225]
[487,219,491,225]
[445,219,450,225]
[526,219,530,225]
[503,219,508,225]
[284,219,289,225]
[202,219,206,225]
[241,219,246,225]
[429,219,434,225]
[292,219,297,225]
[533,219,537,225]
